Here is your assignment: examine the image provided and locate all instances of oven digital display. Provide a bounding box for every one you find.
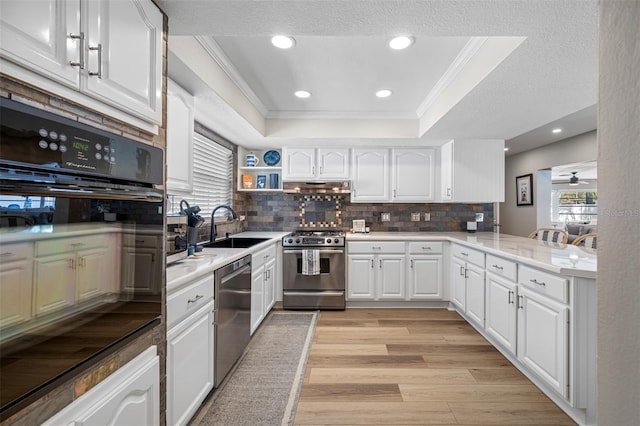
[303,237,325,245]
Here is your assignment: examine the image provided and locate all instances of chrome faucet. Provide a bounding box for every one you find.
[210,205,238,242]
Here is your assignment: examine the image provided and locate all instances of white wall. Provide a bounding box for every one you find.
[598,1,640,424]
[500,131,597,236]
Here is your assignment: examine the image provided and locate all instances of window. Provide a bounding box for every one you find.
[190,133,233,216]
[551,190,598,224]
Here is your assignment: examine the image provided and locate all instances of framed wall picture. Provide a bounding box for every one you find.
[516,174,534,206]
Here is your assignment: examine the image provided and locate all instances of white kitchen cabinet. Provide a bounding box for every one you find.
[439,139,505,202]
[351,149,390,202]
[347,241,405,301]
[392,148,435,202]
[121,233,162,296]
[450,244,485,326]
[167,301,214,426]
[485,272,518,355]
[0,242,34,328]
[439,140,453,201]
[34,234,115,316]
[167,80,195,193]
[42,346,159,426]
[407,242,444,300]
[517,285,569,398]
[250,243,277,334]
[351,148,435,203]
[282,148,350,180]
[0,0,163,127]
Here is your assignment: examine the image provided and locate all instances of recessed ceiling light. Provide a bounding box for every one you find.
[271,35,295,49]
[552,128,563,134]
[504,147,510,152]
[376,89,393,98]
[389,36,414,50]
[294,90,311,98]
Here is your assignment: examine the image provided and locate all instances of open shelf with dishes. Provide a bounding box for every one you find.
[237,147,282,192]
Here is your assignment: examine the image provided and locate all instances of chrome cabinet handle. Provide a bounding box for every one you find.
[0,252,14,257]
[372,246,381,250]
[492,264,504,270]
[517,295,524,309]
[447,188,451,197]
[459,266,465,276]
[410,259,414,268]
[421,246,432,250]
[188,294,204,304]
[379,259,382,268]
[529,278,546,286]
[393,189,396,198]
[68,258,75,269]
[68,32,85,69]
[371,259,374,268]
[461,252,469,256]
[464,268,468,279]
[89,43,102,78]
[508,290,514,304]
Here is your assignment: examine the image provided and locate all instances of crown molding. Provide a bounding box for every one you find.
[265,110,418,120]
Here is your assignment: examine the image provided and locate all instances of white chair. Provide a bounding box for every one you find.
[572,233,597,249]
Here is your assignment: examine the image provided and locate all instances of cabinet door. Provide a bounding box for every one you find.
[317,148,350,179]
[283,148,316,179]
[167,80,195,192]
[0,0,80,88]
[452,139,505,202]
[465,263,486,326]
[392,149,435,201]
[351,149,390,202]
[251,271,265,334]
[485,273,517,355]
[34,254,76,315]
[408,255,443,300]
[76,247,110,302]
[0,258,33,328]
[377,255,406,300]
[122,247,161,295]
[517,286,568,398]
[264,259,276,313]
[167,302,214,426]
[84,0,163,124]
[451,257,467,310]
[440,140,453,201]
[346,255,375,300]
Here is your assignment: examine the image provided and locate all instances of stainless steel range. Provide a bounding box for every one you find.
[282,230,346,310]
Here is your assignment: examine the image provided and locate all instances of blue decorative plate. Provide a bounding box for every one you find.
[263,150,281,166]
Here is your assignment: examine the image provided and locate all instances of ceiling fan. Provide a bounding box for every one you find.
[559,171,590,185]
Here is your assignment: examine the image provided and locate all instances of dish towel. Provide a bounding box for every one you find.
[302,249,320,276]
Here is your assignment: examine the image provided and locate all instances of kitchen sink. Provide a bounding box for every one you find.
[202,237,270,249]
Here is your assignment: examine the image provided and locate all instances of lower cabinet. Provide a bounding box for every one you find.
[251,243,277,334]
[465,263,486,326]
[450,244,485,326]
[485,272,518,355]
[407,255,443,299]
[167,301,215,426]
[42,346,159,425]
[0,242,34,329]
[517,285,569,398]
[251,270,266,334]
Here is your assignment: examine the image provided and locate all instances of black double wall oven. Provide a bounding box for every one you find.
[0,98,164,419]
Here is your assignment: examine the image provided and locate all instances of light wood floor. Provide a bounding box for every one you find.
[294,308,576,425]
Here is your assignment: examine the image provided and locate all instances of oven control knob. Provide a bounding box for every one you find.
[287,238,293,244]
[326,238,331,243]
[334,238,339,243]
[295,239,301,244]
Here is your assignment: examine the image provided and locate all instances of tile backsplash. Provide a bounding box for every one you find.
[234,192,494,233]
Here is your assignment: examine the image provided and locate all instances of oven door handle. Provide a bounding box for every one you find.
[284,249,344,254]
[1,181,163,202]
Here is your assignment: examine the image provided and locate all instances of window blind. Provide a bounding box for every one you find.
[191,133,233,216]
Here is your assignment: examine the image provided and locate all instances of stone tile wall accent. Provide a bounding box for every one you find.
[234,192,494,233]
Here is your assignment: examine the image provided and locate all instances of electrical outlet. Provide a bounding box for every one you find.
[381,212,391,222]
[411,212,420,222]
[239,215,246,221]
[475,213,484,222]
[424,212,431,221]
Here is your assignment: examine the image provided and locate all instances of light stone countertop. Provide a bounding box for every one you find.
[347,231,597,279]
[166,231,290,292]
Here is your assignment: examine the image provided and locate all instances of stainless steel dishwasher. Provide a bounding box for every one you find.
[214,255,252,387]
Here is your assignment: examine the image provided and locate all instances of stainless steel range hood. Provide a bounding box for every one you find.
[282,181,351,194]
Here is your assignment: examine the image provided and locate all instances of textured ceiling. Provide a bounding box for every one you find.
[159,0,598,151]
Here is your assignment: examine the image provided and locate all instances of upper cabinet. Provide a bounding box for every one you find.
[282,148,350,181]
[0,0,163,129]
[351,148,435,203]
[440,139,505,203]
[166,80,195,193]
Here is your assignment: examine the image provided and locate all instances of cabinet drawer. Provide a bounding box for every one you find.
[36,235,105,257]
[486,254,517,282]
[252,243,277,270]
[348,241,405,254]
[451,244,485,267]
[167,273,214,328]
[408,241,443,254]
[128,234,162,248]
[0,242,33,261]
[519,265,568,304]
